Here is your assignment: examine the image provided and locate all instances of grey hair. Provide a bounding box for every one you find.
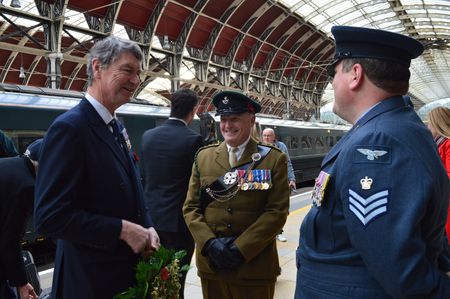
[86,36,143,86]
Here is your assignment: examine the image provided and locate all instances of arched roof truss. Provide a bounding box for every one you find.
[1,0,449,120]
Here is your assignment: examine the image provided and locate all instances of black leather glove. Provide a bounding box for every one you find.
[227,242,245,268]
[202,237,243,271]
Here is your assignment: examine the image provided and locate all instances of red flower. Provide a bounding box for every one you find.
[133,151,140,162]
[160,267,169,281]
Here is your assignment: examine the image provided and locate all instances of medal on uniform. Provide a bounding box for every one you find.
[223,171,238,185]
[311,171,331,207]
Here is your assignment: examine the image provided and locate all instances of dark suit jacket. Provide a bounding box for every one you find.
[34,98,151,299]
[0,156,34,287]
[141,119,203,232]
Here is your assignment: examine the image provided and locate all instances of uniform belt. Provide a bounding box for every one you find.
[298,256,383,288]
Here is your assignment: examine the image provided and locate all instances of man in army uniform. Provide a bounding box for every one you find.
[295,26,450,298]
[183,91,290,299]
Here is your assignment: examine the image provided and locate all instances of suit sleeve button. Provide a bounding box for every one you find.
[227,207,233,213]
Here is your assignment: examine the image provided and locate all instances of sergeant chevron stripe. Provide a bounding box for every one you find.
[348,189,389,226]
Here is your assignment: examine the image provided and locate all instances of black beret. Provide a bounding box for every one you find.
[25,138,43,162]
[330,26,424,67]
[212,91,261,116]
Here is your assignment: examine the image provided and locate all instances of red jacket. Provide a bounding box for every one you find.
[438,138,450,243]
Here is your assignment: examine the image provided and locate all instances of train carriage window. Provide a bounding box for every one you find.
[284,135,299,149]
[291,136,298,149]
[315,137,325,149]
[325,136,334,147]
[301,136,312,149]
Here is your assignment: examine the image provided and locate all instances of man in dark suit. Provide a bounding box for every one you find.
[34,36,160,299]
[140,88,203,298]
[0,139,42,299]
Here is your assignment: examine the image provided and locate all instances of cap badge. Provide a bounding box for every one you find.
[222,96,229,104]
[360,176,373,190]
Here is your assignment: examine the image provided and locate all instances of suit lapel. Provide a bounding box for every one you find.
[81,99,131,174]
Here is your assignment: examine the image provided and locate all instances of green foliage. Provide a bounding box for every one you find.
[113,246,189,299]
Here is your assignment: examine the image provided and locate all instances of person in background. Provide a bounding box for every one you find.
[427,106,450,243]
[262,127,296,242]
[0,129,19,157]
[140,88,203,298]
[34,36,159,299]
[183,91,290,299]
[0,139,42,299]
[295,25,450,298]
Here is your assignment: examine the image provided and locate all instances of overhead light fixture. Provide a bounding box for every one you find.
[19,66,25,79]
[10,0,21,8]
[19,53,25,79]
[162,35,171,50]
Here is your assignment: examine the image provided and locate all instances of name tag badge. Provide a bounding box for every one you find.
[311,171,331,207]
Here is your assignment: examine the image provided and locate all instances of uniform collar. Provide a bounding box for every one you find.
[226,135,251,161]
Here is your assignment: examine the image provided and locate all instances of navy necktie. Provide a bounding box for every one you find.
[110,119,134,172]
[109,119,124,149]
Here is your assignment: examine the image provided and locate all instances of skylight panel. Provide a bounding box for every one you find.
[278,0,300,9]
[335,10,363,24]
[294,3,316,17]
[309,14,328,27]
[362,3,389,14]
[378,20,402,30]
[311,0,330,7]
[324,3,353,16]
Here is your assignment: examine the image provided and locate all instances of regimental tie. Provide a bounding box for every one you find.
[229,147,238,168]
[109,119,132,172]
[109,119,123,150]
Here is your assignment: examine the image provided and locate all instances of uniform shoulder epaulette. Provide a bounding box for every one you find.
[199,142,220,151]
[258,141,283,153]
[194,142,219,158]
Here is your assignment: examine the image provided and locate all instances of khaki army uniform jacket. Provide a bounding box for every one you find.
[183,138,290,284]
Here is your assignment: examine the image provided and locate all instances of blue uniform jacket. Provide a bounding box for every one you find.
[297,96,450,298]
[34,98,152,299]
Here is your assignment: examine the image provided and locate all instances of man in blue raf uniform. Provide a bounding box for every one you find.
[183,91,290,299]
[295,26,450,298]
[34,36,160,299]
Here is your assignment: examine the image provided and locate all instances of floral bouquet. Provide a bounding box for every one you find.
[114,246,189,299]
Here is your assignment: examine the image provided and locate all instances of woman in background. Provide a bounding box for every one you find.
[428,106,450,243]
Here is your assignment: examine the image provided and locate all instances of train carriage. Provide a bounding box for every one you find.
[0,84,349,264]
